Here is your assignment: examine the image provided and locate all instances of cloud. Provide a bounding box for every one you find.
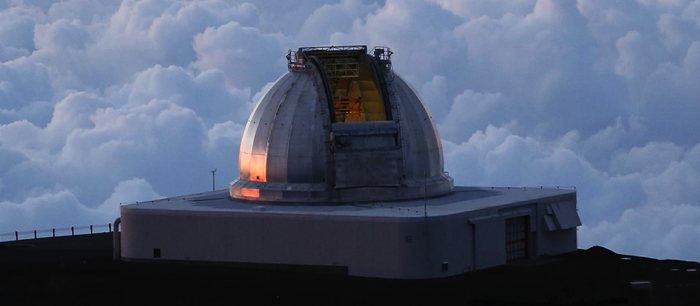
[111,64,253,123]
[0,177,160,237]
[34,18,91,51]
[579,205,700,260]
[615,31,661,84]
[642,158,700,206]
[0,42,30,62]
[0,7,41,52]
[439,89,504,141]
[191,21,286,90]
[26,0,265,92]
[295,0,379,45]
[428,0,537,19]
[638,41,700,144]
[46,0,120,24]
[1,0,700,262]
[100,177,162,216]
[420,75,450,122]
[330,0,465,86]
[610,142,684,175]
[0,57,53,113]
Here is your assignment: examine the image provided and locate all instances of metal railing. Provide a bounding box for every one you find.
[370,46,393,62]
[286,49,306,71]
[485,186,577,190]
[0,223,114,242]
[298,45,367,53]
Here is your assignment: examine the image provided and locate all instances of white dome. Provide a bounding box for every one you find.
[230,46,453,203]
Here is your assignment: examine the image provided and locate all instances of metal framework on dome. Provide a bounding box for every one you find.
[287,45,393,78]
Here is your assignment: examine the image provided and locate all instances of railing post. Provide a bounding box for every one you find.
[6,223,114,241]
[113,218,121,260]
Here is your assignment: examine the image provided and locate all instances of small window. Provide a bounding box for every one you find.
[505,216,529,262]
[153,248,161,259]
[441,262,449,272]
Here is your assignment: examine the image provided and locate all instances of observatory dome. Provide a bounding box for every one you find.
[230,45,453,203]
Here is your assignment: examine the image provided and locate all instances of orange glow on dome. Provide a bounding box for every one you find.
[240,187,260,198]
[249,154,267,182]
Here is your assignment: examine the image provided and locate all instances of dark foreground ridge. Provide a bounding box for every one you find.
[1,234,699,305]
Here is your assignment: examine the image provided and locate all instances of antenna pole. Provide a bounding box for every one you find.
[211,168,217,191]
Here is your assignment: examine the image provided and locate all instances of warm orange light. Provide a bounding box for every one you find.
[239,152,251,179]
[238,125,252,179]
[334,99,364,122]
[249,153,267,182]
[241,187,260,198]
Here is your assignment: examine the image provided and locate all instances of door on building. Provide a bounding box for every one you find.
[505,216,529,263]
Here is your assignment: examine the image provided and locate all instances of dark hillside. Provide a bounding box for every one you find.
[2,234,699,305]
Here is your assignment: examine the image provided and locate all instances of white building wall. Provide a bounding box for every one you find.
[120,192,578,279]
[473,218,506,269]
[414,215,475,276]
[536,199,580,257]
[122,210,458,278]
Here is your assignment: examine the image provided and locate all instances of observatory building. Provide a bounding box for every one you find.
[117,45,581,279]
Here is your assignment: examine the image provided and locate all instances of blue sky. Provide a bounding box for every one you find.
[1,0,700,260]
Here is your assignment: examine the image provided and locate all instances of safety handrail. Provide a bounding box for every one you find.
[0,223,114,242]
